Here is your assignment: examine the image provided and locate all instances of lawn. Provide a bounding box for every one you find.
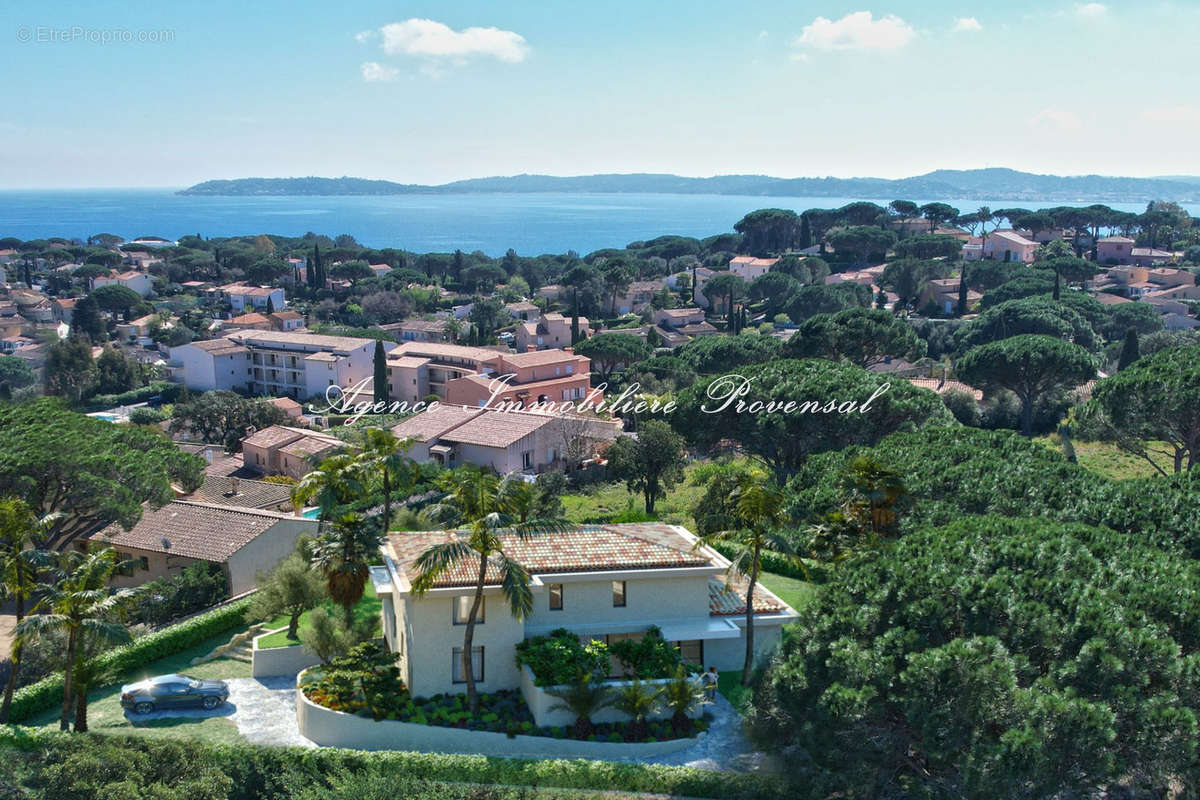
[258,583,381,649]
[758,572,816,613]
[26,627,254,744]
[1036,435,1176,480]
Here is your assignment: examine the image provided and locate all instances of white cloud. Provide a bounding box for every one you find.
[952,17,983,32]
[360,61,400,82]
[1074,3,1107,18]
[355,30,375,44]
[1140,106,1200,124]
[793,11,915,51]
[378,18,529,63]
[1028,108,1082,131]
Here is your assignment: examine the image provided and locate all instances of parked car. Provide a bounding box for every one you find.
[120,674,229,714]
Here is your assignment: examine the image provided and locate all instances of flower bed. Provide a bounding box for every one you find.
[301,642,710,743]
[515,626,699,687]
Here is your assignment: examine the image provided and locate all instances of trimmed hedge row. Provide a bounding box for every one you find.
[8,596,254,723]
[0,728,786,799]
[83,380,182,411]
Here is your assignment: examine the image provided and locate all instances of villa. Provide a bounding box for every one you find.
[376,522,799,697]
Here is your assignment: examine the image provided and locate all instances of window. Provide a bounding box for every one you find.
[452,646,484,683]
[674,639,703,665]
[138,556,149,571]
[117,552,134,577]
[548,583,563,610]
[453,595,484,625]
[612,580,627,607]
[565,364,573,374]
[522,450,533,470]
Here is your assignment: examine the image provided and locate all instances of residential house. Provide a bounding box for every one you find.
[87,501,315,595]
[535,284,563,302]
[116,313,166,343]
[920,278,982,314]
[1097,236,1136,264]
[611,280,665,315]
[92,271,154,297]
[504,301,540,321]
[180,475,294,513]
[728,256,778,283]
[368,263,392,278]
[268,396,304,419]
[51,296,76,323]
[225,312,274,331]
[653,307,718,339]
[241,425,346,480]
[223,284,286,313]
[380,319,452,343]
[1131,248,1181,267]
[981,230,1039,263]
[514,312,590,352]
[377,522,799,698]
[392,405,619,474]
[0,249,16,264]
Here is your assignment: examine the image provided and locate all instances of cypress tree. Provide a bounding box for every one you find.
[956,274,968,316]
[265,296,275,315]
[1118,327,1139,371]
[1053,266,1061,300]
[373,339,388,403]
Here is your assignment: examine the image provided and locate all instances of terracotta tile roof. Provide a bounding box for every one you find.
[242,425,306,449]
[438,410,555,448]
[501,350,584,368]
[90,501,296,561]
[229,313,270,325]
[184,476,293,509]
[228,330,375,353]
[386,523,714,588]
[390,405,484,442]
[708,577,786,616]
[395,341,505,364]
[269,396,303,412]
[279,437,340,460]
[190,339,248,357]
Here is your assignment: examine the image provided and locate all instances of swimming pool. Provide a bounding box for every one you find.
[301,508,321,519]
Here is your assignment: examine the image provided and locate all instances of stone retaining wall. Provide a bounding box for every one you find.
[252,629,322,677]
[295,671,695,758]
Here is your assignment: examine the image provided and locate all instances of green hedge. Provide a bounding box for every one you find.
[707,540,826,583]
[8,597,253,723]
[83,380,182,411]
[0,729,786,799]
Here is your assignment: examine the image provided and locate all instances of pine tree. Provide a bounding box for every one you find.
[69,295,104,343]
[1118,327,1139,371]
[373,339,388,403]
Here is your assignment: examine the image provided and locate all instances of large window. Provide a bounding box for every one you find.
[548,583,563,611]
[451,646,485,683]
[674,639,703,665]
[612,580,627,607]
[453,595,484,625]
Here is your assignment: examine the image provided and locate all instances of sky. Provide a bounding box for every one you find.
[0,0,1198,188]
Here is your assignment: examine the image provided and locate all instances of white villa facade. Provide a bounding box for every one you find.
[376,523,798,698]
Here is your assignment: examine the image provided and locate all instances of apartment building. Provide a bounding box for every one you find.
[386,341,593,408]
[169,330,394,399]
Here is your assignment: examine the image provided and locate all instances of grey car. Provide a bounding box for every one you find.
[120,674,229,714]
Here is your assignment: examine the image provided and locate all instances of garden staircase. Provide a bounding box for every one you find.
[190,623,264,666]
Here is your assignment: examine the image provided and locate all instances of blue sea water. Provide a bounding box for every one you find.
[0,189,1192,257]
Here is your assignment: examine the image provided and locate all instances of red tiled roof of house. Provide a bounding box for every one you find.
[708,576,786,616]
[386,523,714,588]
[89,501,295,561]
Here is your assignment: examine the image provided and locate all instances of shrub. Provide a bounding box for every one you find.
[121,561,229,627]
[0,728,786,799]
[8,596,253,722]
[515,629,609,686]
[609,626,693,679]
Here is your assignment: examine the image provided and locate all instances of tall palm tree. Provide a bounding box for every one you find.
[292,453,365,527]
[838,455,909,537]
[412,466,567,714]
[696,470,798,685]
[0,498,54,722]
[358,429,416,533]
[16,548,133,731]
[309,513,382,628]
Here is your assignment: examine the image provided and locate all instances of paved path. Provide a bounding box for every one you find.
[130,673,766,770]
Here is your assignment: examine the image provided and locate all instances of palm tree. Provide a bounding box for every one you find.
[546,669,613,740]
[611,680,662,741]
[0,498,54,722]
[412,466,567,714]
[16,548,133,731]
[661,665,708,735]
[357,429,417,533]
[696,470,799,685]
[292,453,365,527]
[838,455,909,537]
[309,513,382,628]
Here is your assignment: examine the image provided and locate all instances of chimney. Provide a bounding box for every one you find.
[230,477,240,496]
[245,425,257,438]
[526,345,536,352]
[203,447,213,463]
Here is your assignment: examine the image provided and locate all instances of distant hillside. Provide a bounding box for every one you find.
[179,169,1200,203]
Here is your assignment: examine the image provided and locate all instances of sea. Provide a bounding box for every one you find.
[0,190,1194,257]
